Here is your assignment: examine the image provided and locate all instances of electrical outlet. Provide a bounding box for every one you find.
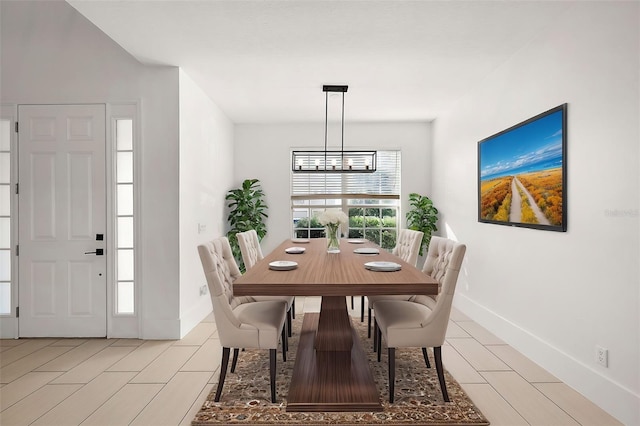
[199,285,208,296]
[596,346,608,367]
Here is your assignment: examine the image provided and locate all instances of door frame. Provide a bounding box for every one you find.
[0,101,142,339]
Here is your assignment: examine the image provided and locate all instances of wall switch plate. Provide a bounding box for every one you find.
[596,346,608,367]
[198,223,207,234]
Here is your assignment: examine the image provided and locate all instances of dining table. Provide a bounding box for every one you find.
[233,237,439,412]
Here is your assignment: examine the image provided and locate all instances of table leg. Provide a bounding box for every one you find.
[314,296,353,352]
[287,297,382,412]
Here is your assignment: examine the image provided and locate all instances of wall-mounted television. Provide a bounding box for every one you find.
[478,104,567,232]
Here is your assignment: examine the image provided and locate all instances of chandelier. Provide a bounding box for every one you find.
[292,85,377,173]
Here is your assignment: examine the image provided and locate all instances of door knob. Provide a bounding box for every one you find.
[84,249,104,256]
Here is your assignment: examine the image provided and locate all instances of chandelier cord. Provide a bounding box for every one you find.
[324,91,328,167]
[341,91,345,164]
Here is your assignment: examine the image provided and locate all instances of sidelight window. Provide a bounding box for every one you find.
[0,118,11,315]
[114,118,136,315]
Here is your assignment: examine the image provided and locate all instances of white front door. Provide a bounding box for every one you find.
[18,105,107,337]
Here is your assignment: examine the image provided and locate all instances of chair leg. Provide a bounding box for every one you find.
[360,296,365,322]
[376,323,382,362]
[291,297,295,319]
[214,347,230,402]
[373,317,377,351]
[230,348,240,373]
[287,309,292,337]
[281,324,287,362]
[434,346,449,402]
[368,307,372,338]
[422,347,431,368]
[388,347,396,403]
[269,348,277,403]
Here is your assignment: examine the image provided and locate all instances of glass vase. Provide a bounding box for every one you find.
[326,224,341,253]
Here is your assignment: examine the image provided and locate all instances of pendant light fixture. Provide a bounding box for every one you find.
[292,85,377,173]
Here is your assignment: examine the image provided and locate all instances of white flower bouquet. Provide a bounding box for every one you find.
[318,209,348,253]
[318,209,348,227]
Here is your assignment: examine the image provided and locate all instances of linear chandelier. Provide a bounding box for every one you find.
[292,85,377,173]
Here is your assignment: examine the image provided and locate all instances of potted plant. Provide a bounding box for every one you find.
[226,179,268,271]
[406,193,438,256]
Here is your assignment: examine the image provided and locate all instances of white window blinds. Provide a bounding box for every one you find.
[291,150,401,199]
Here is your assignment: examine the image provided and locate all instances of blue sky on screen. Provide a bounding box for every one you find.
[480,110,563,180]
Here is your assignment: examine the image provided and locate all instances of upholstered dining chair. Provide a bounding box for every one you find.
[236,230,296,336]
[198,237,288,403]
[363,228,424,337]
[372,236,466,403]
[236,229,264,270]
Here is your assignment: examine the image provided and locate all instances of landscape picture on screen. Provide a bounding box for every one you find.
[478,104,567,231]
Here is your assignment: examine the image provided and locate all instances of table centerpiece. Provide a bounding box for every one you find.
[318,209,348,253]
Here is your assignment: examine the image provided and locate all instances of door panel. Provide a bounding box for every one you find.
[68,153,94,238]
[30,153,56,240]
[19,105,106,337]
[31,261,55,315]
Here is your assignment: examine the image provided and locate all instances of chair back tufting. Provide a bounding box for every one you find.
[392,228,424,267]
[236,229,264,270]
[411,236,466,344]
[197,237,255,341]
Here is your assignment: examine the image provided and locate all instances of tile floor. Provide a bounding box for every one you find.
[0,297,623,426]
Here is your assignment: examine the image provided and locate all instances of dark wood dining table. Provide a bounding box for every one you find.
[233,237,439,412]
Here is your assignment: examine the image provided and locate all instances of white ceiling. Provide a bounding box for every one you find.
[66,0,573,124]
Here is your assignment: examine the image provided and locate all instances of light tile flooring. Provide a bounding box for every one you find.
[0,297,623,426]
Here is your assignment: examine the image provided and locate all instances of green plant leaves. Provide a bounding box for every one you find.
[406,192,438,256]
[226,179,268,272]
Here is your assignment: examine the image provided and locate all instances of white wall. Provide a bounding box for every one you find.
[431,2,639,424]
[178,69,234,337]
[0,0,182,339]
[234,122,431,253]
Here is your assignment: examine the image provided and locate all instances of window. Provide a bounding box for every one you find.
[291,150,401,250]
[114,118,136,315]
[0,118,11,315]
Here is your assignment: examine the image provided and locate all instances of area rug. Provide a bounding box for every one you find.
[192,314,489,425]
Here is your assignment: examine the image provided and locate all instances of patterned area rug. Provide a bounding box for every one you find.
[192,314,489,425]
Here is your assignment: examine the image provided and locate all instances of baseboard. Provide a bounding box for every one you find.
[453,293,639,426]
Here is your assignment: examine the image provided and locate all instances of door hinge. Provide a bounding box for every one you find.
[15,183,19,194]
[16,306,19,318]
[16,245,19,256]
[15,122,18,133]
